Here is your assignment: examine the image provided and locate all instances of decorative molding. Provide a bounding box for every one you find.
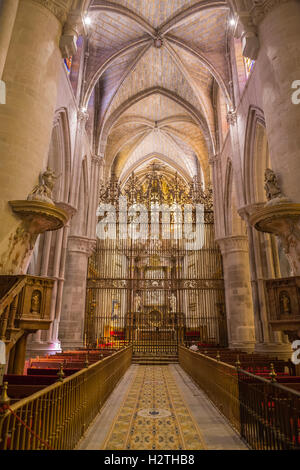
[28,0,72,24]
[77,110,89,123]
[226,109,237,126]
[67,236,96,256]
[249,203,300,275]
[91,155,103,166]
[216,235,250,254]
[238,203,265,222]
[208,154,220,166]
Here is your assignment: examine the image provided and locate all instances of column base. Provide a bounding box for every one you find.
[26,340,62,359]
[254,342,292,360]
[60,340,85,351]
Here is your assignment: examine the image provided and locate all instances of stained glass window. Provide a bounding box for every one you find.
[244,57,255,77]
[64,57,73,74]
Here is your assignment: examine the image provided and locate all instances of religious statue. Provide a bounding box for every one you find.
[169,292,177,313]
[28,167,61,204]
[280,291,292,315]
[264,168,284,202]
[134,292,142,312]
[30,290,41,314]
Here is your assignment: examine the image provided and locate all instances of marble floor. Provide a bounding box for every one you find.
[77,364,248,451]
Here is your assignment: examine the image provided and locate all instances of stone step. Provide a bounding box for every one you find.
[132,355,179,365]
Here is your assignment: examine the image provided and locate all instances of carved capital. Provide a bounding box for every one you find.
[77,110,89,124]
[251,0,293,26]
[216,235,250,255]
[67,236,96,256]
[208,154,220,166]
[28,0,72,24]
[227,109,237,126]
[91,155,103,167]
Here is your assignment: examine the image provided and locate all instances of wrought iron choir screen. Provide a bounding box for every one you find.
[85,164,227,355]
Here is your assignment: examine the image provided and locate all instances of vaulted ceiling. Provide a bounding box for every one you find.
[84,0,233,184]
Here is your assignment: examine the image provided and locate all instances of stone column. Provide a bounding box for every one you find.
[0,0,71,273]
[58,236,96,349]
[209,154,225,238]
[69,110,89,207]
[0,0,19,103]
[252,0,300,203]
[87,155,103,239]
[217,236,256,352]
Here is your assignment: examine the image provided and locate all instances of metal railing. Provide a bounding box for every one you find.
[238,368,300,450]
[178,346,240,432]
[0,346,132,450]
[179,346,300,450]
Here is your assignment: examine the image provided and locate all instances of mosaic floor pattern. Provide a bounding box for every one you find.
[101,366,206,450]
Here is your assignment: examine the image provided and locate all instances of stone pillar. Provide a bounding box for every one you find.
[0,0,19,103]
[0,0,71,273]
[217,236,256,352]
[87,155,103,239]
[252,0,300,203]
[59,236,96,349]
[209,154,225,238]
[69,110,89,207]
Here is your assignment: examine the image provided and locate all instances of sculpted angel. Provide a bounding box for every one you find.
[28,167,61,204]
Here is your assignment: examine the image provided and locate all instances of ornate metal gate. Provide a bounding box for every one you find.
[85,165,227,356]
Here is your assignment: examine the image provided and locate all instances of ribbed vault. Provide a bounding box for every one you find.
[84,0,233,185]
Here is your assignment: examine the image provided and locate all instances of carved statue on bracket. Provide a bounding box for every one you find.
[27,167,61,205]
[264,168,289,205]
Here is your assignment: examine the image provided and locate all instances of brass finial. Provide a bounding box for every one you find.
[216,351,221,361]
[84,355,89,368]
[57,363,65,382]
[235,355,241,369]
[0,382,10,414]
[269,363,277,383]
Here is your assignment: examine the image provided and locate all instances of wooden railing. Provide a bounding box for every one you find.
[179,346,240,432]
[0,345,132,450]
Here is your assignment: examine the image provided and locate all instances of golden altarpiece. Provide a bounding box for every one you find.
[85,163,227,355]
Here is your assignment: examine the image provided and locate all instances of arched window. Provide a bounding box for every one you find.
[64,57,73,74]
[244,57,255,78]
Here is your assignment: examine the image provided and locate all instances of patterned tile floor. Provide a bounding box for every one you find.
[101,366,206,450]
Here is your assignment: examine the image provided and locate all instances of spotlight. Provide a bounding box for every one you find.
[229,17,236,27]
[84,16,92,26]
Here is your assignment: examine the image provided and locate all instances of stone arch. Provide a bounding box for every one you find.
[244,106,269,205]
[119,152,192,187]
[28,108,72,276]
[99,87,213,159]
[244,106,291,278]
[224,158,246,237]
[71,157,90,238]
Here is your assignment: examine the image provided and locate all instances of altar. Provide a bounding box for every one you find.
[137,328,176,342]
